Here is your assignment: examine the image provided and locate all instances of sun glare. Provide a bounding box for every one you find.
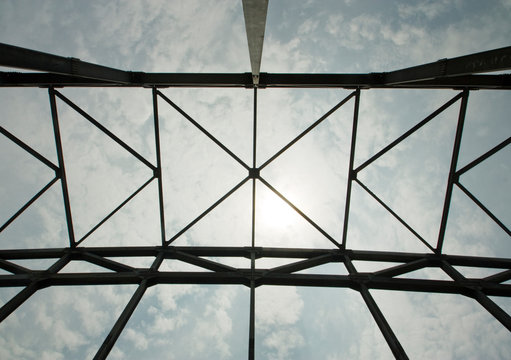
[257,190,297,228]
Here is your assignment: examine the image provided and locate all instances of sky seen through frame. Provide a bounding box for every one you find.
[0,1,510,359]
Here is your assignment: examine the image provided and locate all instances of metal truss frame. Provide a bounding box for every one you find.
[0,42,510,360]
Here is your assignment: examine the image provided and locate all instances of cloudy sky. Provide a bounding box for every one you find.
[0,0,510,359]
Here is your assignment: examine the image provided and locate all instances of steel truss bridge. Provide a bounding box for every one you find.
[1,2,510,359]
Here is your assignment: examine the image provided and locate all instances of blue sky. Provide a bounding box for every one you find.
[0,1,510,359]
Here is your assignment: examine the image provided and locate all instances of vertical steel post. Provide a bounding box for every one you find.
[249,252,256,360]
[249,88,257,360]
[436,90,469,253]
[341,88,361,249]
[153,88,167,245]
[49,87,76,247]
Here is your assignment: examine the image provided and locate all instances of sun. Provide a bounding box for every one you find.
[257,189,297,229]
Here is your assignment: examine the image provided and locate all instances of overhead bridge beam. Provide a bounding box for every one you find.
[383,46,511,85]
[0,43,132,84]
[1,43,509,89]
[2,246,511,268]
[1,71,510,89]
[1,271,510,297]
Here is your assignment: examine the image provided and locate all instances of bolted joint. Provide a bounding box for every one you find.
[248,167,260,179]
[54,168,63,178]
[128,71,144,83]
[68,57,81,75]
[437,58,448,77]
[349,273,370,285]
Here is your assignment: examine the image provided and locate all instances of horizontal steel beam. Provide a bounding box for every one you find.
[0,271,250,287]
[1,246,511,268]
[1,43,510,88]
[384,46,511,85]
[0,43,132,84]
[1,270,510,296]
[1,72,509,89]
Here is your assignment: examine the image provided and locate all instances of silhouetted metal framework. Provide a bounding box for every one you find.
[1,39,511,360]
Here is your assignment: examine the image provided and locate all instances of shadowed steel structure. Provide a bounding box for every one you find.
[0,4,510,359]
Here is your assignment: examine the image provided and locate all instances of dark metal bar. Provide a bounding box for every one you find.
[172,250,237,272]
[81,253,136,273]
[456,136,511,177]
[0,259,31,274]
[3,70,511,89]
[344,256,409,359]
[0,246,320,261]
[359,284,409,359]
[94,281,148,360]
[384,46,511,85]
[151,250,165,271]
[473,293,511,331]
[49,88,76,247]
[354,179,436,252]
[441,261,511,331]
[76,176,156,246]
[0,43,132,84]
[0,72,253,88]
[157,90,250,170]
[0,271,251,287]
[46,253,73,273]
[251,179,256,249]
[261,73,511,89]
[141,73,253,87]
[265,253,336,274]
[392,74,511,90]
[456,182,511,237]
[355,92,464,173]
[259,91,356,171]
[54,90,156,171]
[0,283,39,322]
[249,281,255,360]
[0,126,58,171]
[258,177,342,248]
[93,253,164,360]
[2,270,511,296]
[253,88,257,169]
[166,177,250,245]
[0,176,59,233]
[242,0,268,85]
[485,269,511,284]
[252,88,257,248]
[436,90,469,253]
[248,252,256,360]
[341,89,360,248]
[152,87,167,246]
[373,258,430,278]
[1,246,511,269]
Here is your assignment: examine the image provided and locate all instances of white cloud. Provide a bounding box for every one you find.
[256,286,303,330]
[373,290,511,359]
[262,329,304,360]
[123,328,149,350]
[397,1,450,20]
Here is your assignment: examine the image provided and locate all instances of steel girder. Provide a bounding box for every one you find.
[1,43,510,89]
